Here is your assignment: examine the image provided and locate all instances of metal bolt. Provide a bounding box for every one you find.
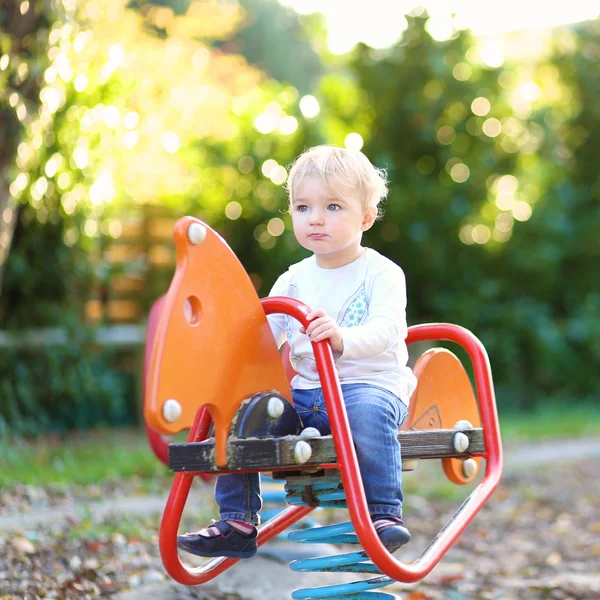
[299,427,321,438]
[453,431,470,453]
[402,459,419,472]
[267,397,284,419]
[294,441,312,464]
[188,222,206,245]
[462,458,478,479]
[162,399,182,423]
[454,420,473,431]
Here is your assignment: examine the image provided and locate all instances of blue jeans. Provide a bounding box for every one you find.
[215,384,408,525]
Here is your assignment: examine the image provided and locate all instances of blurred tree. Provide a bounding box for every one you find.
[226,0,323,94]
[342,15,599,407]
[0,0,270,326]
[0,0,55,295]
[491,20,600,405]
[2,1,599,422]
[132,0,324,93]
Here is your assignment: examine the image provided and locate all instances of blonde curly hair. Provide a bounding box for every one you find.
[286,145,388,219]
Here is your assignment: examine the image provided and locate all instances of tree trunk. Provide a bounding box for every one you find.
[0,1,52,295]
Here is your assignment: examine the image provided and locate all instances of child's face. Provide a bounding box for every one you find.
[291,176,375,268]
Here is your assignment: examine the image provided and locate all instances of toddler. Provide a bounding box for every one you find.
[178,145,417,558]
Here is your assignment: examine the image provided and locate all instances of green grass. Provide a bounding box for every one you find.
[0,427,170,490]
[498,404,600,440]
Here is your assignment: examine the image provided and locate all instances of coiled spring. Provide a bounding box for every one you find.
[285,474,398,599]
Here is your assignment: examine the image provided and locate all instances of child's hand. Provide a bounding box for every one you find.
[300,309,344,354]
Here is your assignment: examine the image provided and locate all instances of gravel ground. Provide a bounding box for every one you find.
[1,439,599,600]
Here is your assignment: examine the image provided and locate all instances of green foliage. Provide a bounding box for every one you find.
[0,334,135,436]
[340,17,600,409]
[0,1,57,280]
[0,215,92,328]
[233,0,323,94]
[1,3,599,435]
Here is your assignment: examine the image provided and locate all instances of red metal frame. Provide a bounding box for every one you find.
[158,296,503,585]
[160,398,314,584]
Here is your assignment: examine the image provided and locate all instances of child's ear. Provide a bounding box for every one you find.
[361,207,377,231]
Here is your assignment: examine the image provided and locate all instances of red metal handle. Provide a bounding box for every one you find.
[263,299,503,584]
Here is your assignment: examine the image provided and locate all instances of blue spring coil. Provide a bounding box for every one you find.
[284,476,398,600]
[260,474,320,536]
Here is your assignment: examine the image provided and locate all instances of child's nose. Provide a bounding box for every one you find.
[309,210,325,225]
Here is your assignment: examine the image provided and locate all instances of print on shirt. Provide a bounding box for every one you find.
[285,316,298,363]
[338,285,368,328]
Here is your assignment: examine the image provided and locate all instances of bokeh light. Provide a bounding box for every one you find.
[437,125,456,145]
[513,201,533,221]
[450,163,470,183]
[482,118,502,137]
[278,115,298,135]
[344,132,364,151]
[267,217,285,236]
[299,95,320,119]
[453,63,472,81]
[471,97,491,116]
[225,201,242,220]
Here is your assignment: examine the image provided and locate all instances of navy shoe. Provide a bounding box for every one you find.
[178,520,258,558]
[372,515,411,552]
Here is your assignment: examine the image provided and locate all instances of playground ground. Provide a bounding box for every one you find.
[1,437,599,600]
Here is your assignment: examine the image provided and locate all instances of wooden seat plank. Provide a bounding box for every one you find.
[168,428,485,473]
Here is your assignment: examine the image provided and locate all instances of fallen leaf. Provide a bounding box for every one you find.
[546,552,562,566]
[11,536,35,554]
[439,574,465,586]
[86,540,104,552]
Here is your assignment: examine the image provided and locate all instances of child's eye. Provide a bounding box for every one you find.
[296,204,308,212]
[327,203,341,211]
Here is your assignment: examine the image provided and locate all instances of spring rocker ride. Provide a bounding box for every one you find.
[144,216,503,598]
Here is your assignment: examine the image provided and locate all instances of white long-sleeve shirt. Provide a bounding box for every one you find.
[267,248,417,405]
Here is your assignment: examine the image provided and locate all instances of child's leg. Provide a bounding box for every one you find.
[292,384,409,550]
[291,388,330,433]
[341,384,410,550]
[216,472,262,525]
[341,383,407,518]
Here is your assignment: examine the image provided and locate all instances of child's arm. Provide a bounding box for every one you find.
[266,271,292,349]
[337,267,408,361]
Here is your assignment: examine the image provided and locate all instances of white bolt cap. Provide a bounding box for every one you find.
[454,420,473,430]
[294,440,312,464]
[299,427,321,438]
[402,459,419,471]
[453,431,470,453]
[188,222,207,245]
[267,397,285,419]
[162,399,182,423]
[463,458,478,478]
